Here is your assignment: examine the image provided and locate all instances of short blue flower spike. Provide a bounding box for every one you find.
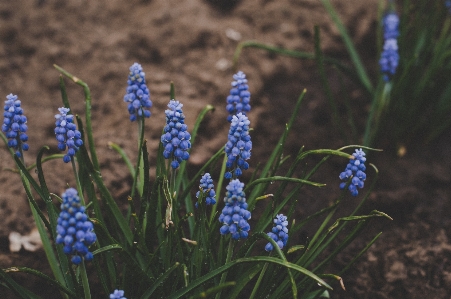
[124,63,152,122]
[55,188,97,265]
[2,94,29,157]
[265,214,289,252]
[195,173,216,208]
[379,12,400,82]
[54,107,83,163]
[110,289,127,299]
[226,71,251,122]
[161,100,191,169]
[219,179,251,240]
[339,149,367,196]
[224,112,252,179]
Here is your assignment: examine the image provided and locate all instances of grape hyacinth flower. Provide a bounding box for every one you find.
[379,12,400,82]
[2,94,29,157]
[226,71,251,122]
[339,148,367,197]
[54,107,83,163]
[110,289,127,299]
[195,173,216,208]
[265,214,289,252]
[124,62,152,122]
[55,188,96,265]
[224,112,252,179]
[161,100,191,169]
[219,179,251,240]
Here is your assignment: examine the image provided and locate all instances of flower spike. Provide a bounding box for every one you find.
[195,173,216,208]
[265,214,289,252]
[54,107,83,163]
[339,148,367,196]
[226,71,251,122]
[124,62,152,122]
[161,99,191,169]
[219,179,251,240]
[55,188,96,265]
[110,289,127,299]
[379,11,400,82]
[224,112,252,179]
[2,94,29,157]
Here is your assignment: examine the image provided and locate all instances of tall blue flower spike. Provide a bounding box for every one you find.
[110,289,127,299]
[2,94,29,157]
[124,62,152,122]
[265,214,289,252]
[219,179,251,240]
[195,173,216,208]
[224,112,252,179]
[55,188,97,265]
[161,100,191,169]
[54,107,83,163]
[226,71,251,122]
[339,148,367,196]
[379,12,400,82]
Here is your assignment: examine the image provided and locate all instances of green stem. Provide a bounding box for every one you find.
[71,157,85,205]
[80,261,91,299]
[209,154,227,225]
[249,260,270,299]
[215,239,234,299]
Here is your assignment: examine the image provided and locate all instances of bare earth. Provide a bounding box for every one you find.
[1,0,450,298]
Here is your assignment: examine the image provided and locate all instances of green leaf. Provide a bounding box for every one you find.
[0,268,43,299]
[140,263,180,299]
[2,267,77,298]
[167,256,331,299]
[319,0,373,94]
[189,282,236,299]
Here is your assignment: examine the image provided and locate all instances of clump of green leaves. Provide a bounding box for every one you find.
[0,65,389,299]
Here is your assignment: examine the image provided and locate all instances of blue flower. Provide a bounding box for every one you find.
[195,173,216,208]
[224,113,252,179]
[124,63,152,122]
[219,179,251,240]
[265,214,289,252]
[2,94,29,157]
[379,39,399,82]
[161,100,191,169]
[382,12,400,40]
[447,0,451,13]
[226,71,251,122]
[54,107,83,163]
[339,149,367,196]
[379,12,400,82]
[55,188,96,265]
[110,289,126,299]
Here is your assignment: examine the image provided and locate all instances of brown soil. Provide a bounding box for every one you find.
[1,0,450,298]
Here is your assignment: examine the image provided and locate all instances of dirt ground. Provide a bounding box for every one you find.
[1,0,450,298]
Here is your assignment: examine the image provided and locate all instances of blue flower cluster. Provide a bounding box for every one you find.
[219,179,251,240]
[265,214,289,252]
[54,107,83,163]
[447,0,451,13]
[124,63,152,122]
[110,289,127,299]
[339,148,367,197]
[379,12,400,82]
[224,113,252,179]
[195,173,216,208]
[2,94,29,157]
[56,188,97,265]
[226,71,251,122]
[161,100,191,169]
